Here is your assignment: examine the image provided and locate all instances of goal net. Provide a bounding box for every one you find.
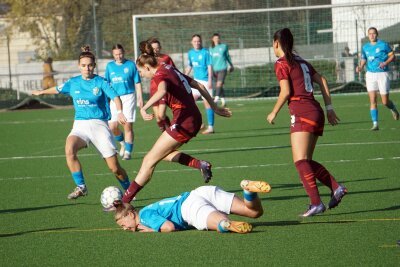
[133,1,400,97]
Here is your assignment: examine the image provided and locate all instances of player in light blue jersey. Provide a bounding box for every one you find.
[185,34,215,134]
[209,33,234,107]
[32,46,131,200]
[105,44,143,160]
[356,27,399,130]
[114,180,271,233]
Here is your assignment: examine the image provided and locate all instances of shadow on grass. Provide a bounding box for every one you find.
[328,205,400,216]
[252,219,356,228]
[0,203,87,214]
[0,227,75,238]
[191,131,289,144]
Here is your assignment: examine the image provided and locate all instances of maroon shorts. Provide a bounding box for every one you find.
[166,114,202,143]
[290,110,325,136]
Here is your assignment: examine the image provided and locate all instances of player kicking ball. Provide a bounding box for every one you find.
[114,180,271,233]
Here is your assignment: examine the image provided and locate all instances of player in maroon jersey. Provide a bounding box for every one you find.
[266,28,347,217]
[121,42,231,204]
[141,38,176,132]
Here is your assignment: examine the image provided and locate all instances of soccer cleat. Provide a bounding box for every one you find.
[328,184,348,209]
[122,152,131,160]
[67,186,88,200]
[370,124,379,131]
[391,109,399,120]
[300,202,326,217]
[240,180,271,193]
[202,128,215,134]
[199,160,212,183]
[220,220,253,234]
[119,145,125,158]
[103,206,116,212]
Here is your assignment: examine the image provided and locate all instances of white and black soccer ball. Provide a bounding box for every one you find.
[100,186,122,208]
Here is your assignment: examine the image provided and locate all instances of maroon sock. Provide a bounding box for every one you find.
[310,160,339,191]
[122,181,143,203]
[294,159,321,205]
[177,153,201,169]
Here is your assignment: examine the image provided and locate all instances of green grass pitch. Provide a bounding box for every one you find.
[0,93,399,266]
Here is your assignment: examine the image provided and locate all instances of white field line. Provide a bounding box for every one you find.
[0,140,399,161]
[1,155,399,182]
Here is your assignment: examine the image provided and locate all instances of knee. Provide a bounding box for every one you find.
[65,147,77,161]
[249,208,263,218]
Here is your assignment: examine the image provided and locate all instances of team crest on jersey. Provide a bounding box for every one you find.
[375,48,380,53]
[198,55,203,60]
[92,87,100,96]
[124,67,129,74]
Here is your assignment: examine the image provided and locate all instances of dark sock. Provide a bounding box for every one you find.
[295,159,321,205]
[310,160,339,191]
[122,181,143,203]
[177,153,201,169]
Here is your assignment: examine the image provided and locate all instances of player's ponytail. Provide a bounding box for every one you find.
[137,41,158,67]
[273,28,296,66]
[79,45,96,63]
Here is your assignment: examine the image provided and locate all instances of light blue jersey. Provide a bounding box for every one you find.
[361,39,393,73]
[187,48,211,81]
[209,43,233,72]
[139,192,190,232]
[105,60,141,96]
[56,75,118,121]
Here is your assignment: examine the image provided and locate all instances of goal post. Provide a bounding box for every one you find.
[132,1,400,97]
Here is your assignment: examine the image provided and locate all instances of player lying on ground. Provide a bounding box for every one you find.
[114,180,271,233]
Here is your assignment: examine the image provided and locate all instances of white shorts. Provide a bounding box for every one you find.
[366,72,390,95]
[181,186,234,231]
[69,120,117,158]
[191,79,213,100]
[109,93,137,122]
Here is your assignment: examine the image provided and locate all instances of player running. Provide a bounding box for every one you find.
[32,46,130,199]
[105,44,143,160]
[114,180,271,233]
[266,28,347,217]
[185,34,215,134]
[356,27,399,130]
[145,38,175,132]
[120,42,231,205]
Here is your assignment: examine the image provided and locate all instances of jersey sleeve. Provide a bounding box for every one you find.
[104,64,111,82]
[56,79,71,95]
[361,46,367,61]
[132,64,141,84]
[274,60,290,81]
[384,41,393,55]
[206,50,212,66]
[139,208,167,232]
[187,50,193,67]
[100,78,118,99]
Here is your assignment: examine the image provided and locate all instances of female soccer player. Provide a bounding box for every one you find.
[266,28,347,217]
[32,46,130,199]
[356,27,399,130]
[121,43,231,204]
[115,180,271,233]
[185,34,215,134]
[146,37,175,132]
[105,44,143,160]
[209,33,234,107]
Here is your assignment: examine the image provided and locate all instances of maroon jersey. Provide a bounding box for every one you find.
[275,55,322,116]
[152,64,202,127]
[158,54,175,67]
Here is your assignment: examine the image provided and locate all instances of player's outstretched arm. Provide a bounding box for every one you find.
[140,81,167,121]
[190,79,232,118]
[31,86,59,96]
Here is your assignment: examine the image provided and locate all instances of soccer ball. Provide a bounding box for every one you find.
[100,186,122,209]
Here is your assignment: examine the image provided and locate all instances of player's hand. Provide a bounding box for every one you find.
[214,107,232,117]
[117,113,127,125]
[229,66,234,73]
[327,110,340,126]
[140,108,154,121]
[355,66,362,73]
[137,224,155,232]
[379,62,386,69]
[266,112,276,124]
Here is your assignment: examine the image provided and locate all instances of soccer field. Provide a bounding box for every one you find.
[1,93,399,266]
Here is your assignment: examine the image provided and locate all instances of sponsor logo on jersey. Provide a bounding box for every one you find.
[112,77,124,83]
[92,87,100,96]
[76,99,90,105]
[74,91,80,94]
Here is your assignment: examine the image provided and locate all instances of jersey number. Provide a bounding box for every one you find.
[174,70,192,94]
[300,63,313,92]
